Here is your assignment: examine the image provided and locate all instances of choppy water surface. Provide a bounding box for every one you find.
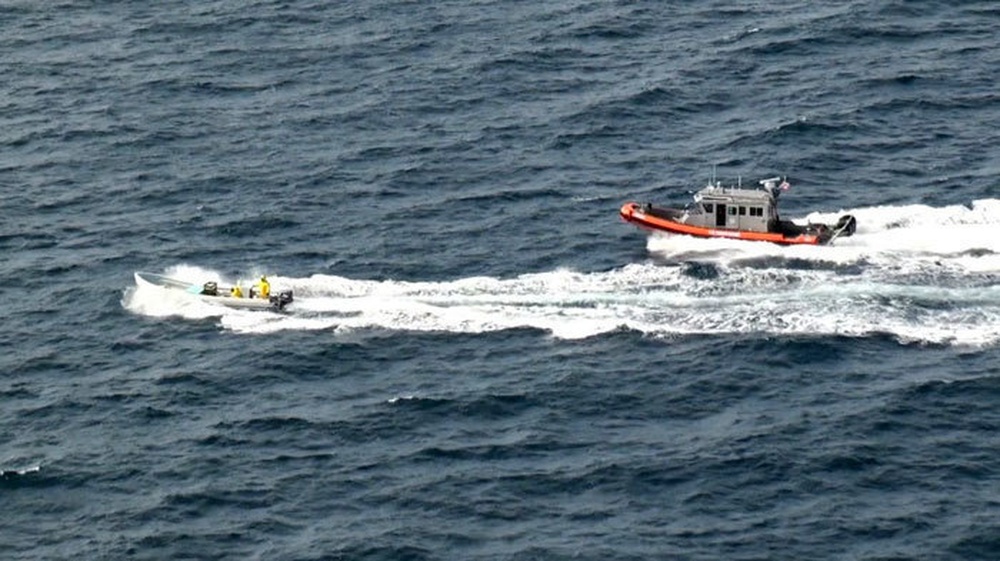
[5,1,1000,559]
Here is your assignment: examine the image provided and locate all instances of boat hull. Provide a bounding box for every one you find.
[620,202,828,245]
[134,272,292,311]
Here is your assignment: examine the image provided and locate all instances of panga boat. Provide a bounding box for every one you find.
[620,177,857,245]
[134,271,294,311]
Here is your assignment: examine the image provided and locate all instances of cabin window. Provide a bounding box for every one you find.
[728,206,737,216]
[738,206,746,216]
[749,207,763,217]
[703,203,713,213]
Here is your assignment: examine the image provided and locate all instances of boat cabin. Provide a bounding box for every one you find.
[684,178,783,233]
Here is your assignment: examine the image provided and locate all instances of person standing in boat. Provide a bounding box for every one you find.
[763,178,791,199]
[256,275,270,299]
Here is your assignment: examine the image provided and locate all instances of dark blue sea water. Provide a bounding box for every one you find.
[5,1,1000,559]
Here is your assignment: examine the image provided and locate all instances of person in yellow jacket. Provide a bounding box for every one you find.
[230,283,243,298]
[256,275,270,299]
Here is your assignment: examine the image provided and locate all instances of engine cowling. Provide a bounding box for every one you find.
[835,215,857,237]
[269,290,294,310]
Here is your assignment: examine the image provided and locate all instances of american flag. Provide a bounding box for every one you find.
[779,180,791,190]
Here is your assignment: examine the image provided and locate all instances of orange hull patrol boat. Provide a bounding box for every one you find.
[620,176,856,246]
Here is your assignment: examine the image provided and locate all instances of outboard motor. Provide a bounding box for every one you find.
[269,290,294,311]
[201,281,218,296]
[835,215,857,237]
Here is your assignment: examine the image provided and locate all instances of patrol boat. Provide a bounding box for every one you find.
[620,177,856,245]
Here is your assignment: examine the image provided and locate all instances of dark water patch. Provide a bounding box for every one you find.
[863,94,1000,116]
[14,349,81,378]
[861,73,932,89]
[220,415,313,434]
[957,247,995,258]
[817,445,883,473]
[963,5,1000,17]
[159,486,273,514]
[151,378,235,411]
[3,122,59,149]
[210,214,301,238]
[247,338,431,380]
[186,79,279,97]
[864,377,1000,461]
[568,14,654,41]
[34,191,97,213]
[131,531,257,561]
[746,33,841,58]
[19,397,101,427]
[666,376,767,420]
[443,187,567,208]
[127,184,204,208]
[284,248,344,264]
[629,84,681,109]
[547,124,627,150]
[731,255,867,275]
[390,392,539,422]
[764,117,859,144]
[873,2,956,20]
[412,441,549,463]
[92,390,145,405]
[316,544,435,561]
[0,466,53,489]
[340,143,414,164]
[155,372,213,389]
[950,532,1000,560]
[680,261,720,280]
[734,335,863,368]
[0,229,57,250]
[261,451,338,468]
[0,385,38,400]
[474,46,587,76]
[196,433,251,448]
[212,416,386,448]
[561,85,721,132]
[909,375,1000,407]
[109,336,158,353]
[551,336,780,420]
[133,406,174,420]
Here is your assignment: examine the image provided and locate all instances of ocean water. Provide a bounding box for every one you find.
[4,1,1000,559]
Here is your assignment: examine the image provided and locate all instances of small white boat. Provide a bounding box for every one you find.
[134,271,294,311]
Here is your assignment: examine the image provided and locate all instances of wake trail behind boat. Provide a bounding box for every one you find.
[648,198,1000,271]
[122,201,1000,345]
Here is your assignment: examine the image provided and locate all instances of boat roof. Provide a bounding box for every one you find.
[694,185,775,204]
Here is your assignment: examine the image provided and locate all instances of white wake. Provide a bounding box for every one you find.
[122,199,1000,345]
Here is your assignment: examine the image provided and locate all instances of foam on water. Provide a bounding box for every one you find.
[123,201,1000,345]
[650,198,1000,270]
